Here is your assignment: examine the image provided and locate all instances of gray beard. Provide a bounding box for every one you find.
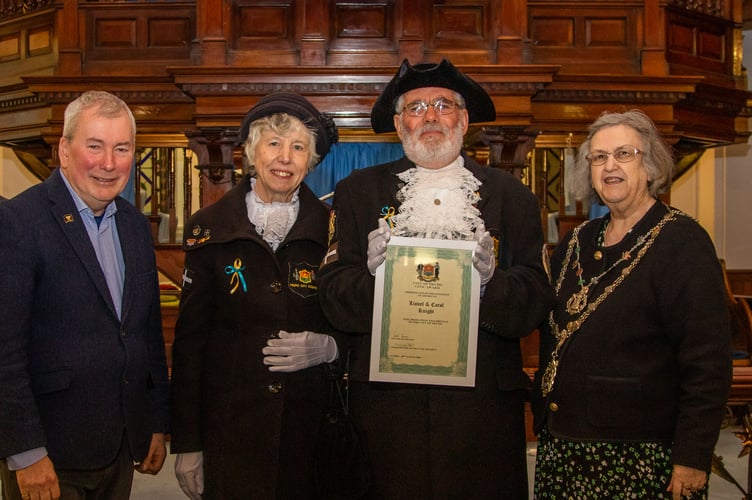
[402,122,464,168]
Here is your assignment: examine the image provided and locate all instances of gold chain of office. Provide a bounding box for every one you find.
[540,207,680,397]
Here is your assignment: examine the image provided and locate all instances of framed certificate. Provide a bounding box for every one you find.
[370,236,480,387]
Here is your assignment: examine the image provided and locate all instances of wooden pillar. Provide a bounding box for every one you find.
[398,0,424,63]
[641,0,668,75]
[497,0,530,64]
[300,0,327,65]
[56,0,82,75]
[196,0,227,65]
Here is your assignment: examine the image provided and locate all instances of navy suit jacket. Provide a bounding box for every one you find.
[0,168,169,469]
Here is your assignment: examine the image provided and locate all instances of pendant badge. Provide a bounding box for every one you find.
[541,358,558,396]
[565,287,588,314]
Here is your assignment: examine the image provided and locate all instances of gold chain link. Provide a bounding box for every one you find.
[541,207,680,396]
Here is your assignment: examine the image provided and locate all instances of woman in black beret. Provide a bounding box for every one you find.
[170,93,341,499]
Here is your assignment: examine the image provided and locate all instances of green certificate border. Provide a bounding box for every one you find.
[370,236,480,387]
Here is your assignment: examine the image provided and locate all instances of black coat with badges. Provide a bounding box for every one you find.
[170,174,334,500]
[318,155,554,499]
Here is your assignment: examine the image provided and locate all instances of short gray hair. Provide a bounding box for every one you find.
[63,91,136,142]
[571,109,674,202]
[242,113,318,175]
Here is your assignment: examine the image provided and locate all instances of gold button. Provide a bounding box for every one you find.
[268,382,283,393]
[270,281,282,293]
[549,402,559,412]
[594,250,603,261]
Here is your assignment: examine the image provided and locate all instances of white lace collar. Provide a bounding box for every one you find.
[245,178,300,251]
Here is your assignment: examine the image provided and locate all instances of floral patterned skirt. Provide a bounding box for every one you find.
[534,428,708,499]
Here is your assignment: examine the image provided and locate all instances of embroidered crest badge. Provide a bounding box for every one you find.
[288,262,318,298]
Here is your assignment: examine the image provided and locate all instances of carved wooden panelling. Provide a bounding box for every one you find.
[229,1,296,64]
[531,17,574,47]
[668,21,695,55]
[427,2,494,63]
[28,25,52,56]
[0,10,56,83]
[335,4,388,38]
[327,2,395,66]
[84,5,193,60]
[666,7,730,75]
[433,5,484,42]
[94,18,137,48]
[0,33,20,61]
[149,18,191,48]
[697,30,725,61]
[0,24,52,61]
[236,5,290,40]
[529,6,639,74]
[586,18,627,47]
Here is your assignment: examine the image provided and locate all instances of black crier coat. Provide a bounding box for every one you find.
[318,155,554,499]
[535,202,732,473]
[170,174,336,499]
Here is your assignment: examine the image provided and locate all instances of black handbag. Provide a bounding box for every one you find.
[314,350,371,499]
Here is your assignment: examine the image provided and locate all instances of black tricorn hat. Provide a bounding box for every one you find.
[370,58,496,134]
[236,92,338,163]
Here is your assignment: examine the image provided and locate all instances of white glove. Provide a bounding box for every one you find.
[367,218,391,275]
[473,224,496,286]
[175,451,204,500]
[263,331,338,372]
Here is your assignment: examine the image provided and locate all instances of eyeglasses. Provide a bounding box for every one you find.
[586,147,642,166]
[400,98,460,117]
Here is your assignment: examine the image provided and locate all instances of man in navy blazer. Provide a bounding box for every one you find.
[0,91,170,499]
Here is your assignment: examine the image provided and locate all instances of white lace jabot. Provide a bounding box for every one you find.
[392,157,483,240]
[246,178,300,251]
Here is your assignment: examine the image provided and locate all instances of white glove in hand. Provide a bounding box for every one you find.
[175,451,204,500]
[367,218,391,275]
[473,224,496,286]
[263,331,338,372]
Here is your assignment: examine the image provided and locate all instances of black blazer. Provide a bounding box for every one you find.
[536,203,732,472]
[0,168,169,469]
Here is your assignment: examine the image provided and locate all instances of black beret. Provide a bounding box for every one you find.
[371,58,496,134]
[236,92,338,162]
